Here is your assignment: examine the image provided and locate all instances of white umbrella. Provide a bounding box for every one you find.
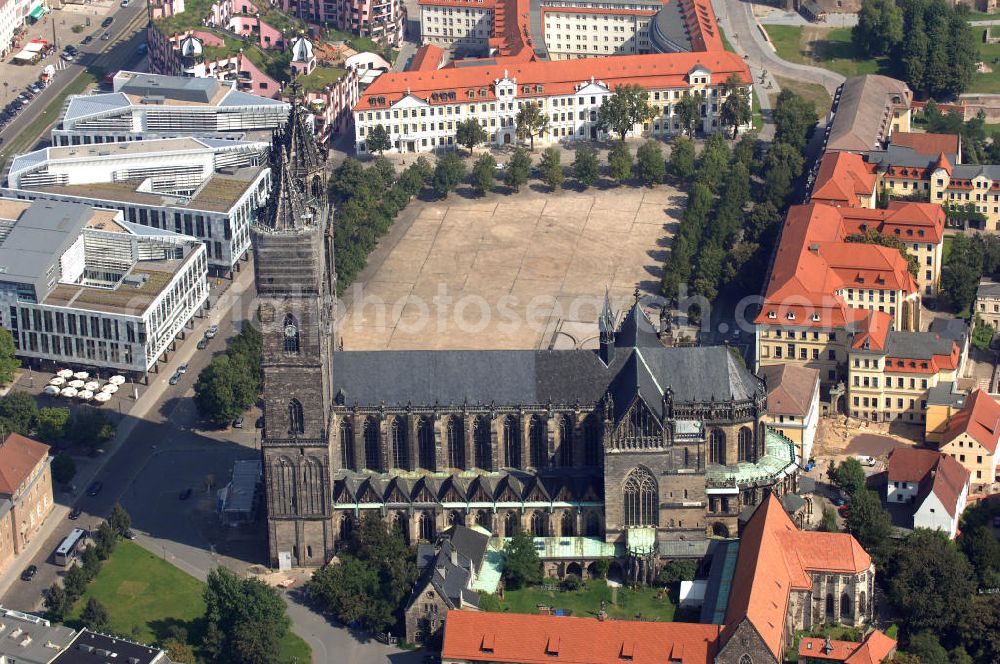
[77,390,93,400]
[49,377,65,386]
[84,381,99,392]
[109,375,126,385]
[57,369,74,379]
[101,384,118,394]
[73,371,89,380]
[60,387,78,398]
[93,392,111,404]
[43,385,60,396]
[68,379,85,389]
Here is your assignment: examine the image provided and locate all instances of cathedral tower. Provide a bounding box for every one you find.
[255,89,334,568]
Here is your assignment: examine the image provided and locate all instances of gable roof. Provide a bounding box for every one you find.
[0,434,49,495]
[798,630,896,664]
[942,388,1000,454]
[827,75,912,152]
[889,131,959,159]
[723,495,871,661]
[757,364,819,417]
[811,151,877,206]
[441,611,721,664]
[887,447,970,517]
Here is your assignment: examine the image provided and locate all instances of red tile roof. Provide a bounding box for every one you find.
[851,310,892,351]
[758,364,820,416]
[409,44,445,72]
[356,51,750,110]
[942,388,1000,454]
[812,152,877,207]
[723,495,871,661]
[890,132,960,158]
[0,433,49,496]
[887,447,970,518]
[837,201,945,244]
[798,630,896,664]
[440,611,721,664]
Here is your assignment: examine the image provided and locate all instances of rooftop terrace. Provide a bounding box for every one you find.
[45,266,176,316]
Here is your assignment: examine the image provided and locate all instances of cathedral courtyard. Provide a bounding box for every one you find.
[336,184,682,350]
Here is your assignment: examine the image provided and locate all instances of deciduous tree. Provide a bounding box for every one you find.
[608,142,633,183]
[366,124,392,155]
[431,151,466,197]
[668,136,696,180]
[635,140,665,185]
[572,146,600,186]
[203,567,291,664]
[51,453,76,485]
[504,148,532,192]
[0,329,19,385]
[852,0,903,57]
[515,102,548,150]
[82,598,110,632]
[44,583,68,620]
[539,147,564,190]
[471,153,496,195]
[37,407,70,444]
[502,528,542,590]
[455,118,488,154]
[720,79,752,139]
[673,94,701,137]
[109,503,131,538]
[597,84,655,142]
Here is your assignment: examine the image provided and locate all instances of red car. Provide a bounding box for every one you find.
[837,504,850,518]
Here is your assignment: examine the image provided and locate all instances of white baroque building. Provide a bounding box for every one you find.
[0,198,209,377]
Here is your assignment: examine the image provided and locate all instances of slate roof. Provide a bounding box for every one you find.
[758,364,819,417]
[411,526,489,610]
[883,331,955,360]
[828,75,912,152]
[978,278,1000,299]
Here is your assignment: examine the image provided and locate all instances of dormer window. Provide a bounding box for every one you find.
[787,312,796,320]
[811,313,821,322]
[768,311,777,319]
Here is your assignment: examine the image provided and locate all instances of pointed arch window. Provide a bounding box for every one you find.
[447,416,466,469]
[503,415,521,468]
[474,416,491,470]
[363,416,380,471]
[623,467,658,526]
[709,429,727,465]
[391,417,408,469]
[417,417,435,470]
[339,419,354,470]
[529,415,546,468]
[283,313,300,353]
[559,415,573,467]
[738,427,755,463]
[530,511,547,536]
[584,414,602,467]
[504,511,519,536]
[288,399,304,435]
[418,512,436,541]
[561,511,575,536]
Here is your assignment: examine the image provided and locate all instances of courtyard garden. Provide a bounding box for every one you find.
[65,540,310,663]
[493,578,677,622]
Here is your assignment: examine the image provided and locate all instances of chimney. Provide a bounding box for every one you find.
[450,549,458,566]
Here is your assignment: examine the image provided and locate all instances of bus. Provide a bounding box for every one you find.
[54,528,85,566]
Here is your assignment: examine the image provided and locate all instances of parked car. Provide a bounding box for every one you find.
[101,16,114,28]
[101,31,111,40]
[177,362,189,375]
[20,565,36,581]
[121,0,130,6]
[255,416,265,429]
[81,35,93,45]
[232,415,244,429]
[68,507,82,520]
[125,529,136,540]
[205,324,219,339]
[837,504,850,518]
[853,455,877,467]
[168,371,182,385]
[179,488,192,500]
[831,496,846,507]
[86,481,102,497]
[196,338,209,350]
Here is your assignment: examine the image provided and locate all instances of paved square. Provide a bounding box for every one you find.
[336,185,681,350]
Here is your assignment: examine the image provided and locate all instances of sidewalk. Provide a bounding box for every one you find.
[0,263,256,602]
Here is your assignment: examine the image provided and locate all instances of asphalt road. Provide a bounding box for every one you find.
[0,2,148,156]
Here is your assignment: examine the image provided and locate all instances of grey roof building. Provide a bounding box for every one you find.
[827,75,912,153]
[0,607,75,664]
[51,630,169,664]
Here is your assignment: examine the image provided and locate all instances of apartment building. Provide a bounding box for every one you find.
[826,75,912,153]
[281,0,406,46]
[885,447,969,538]
[52,72,290,146]
[0,433,51,573]
[354,51,751,153]
[758,364,821,465]
[0,199,209,377]
[938,388,1000,487]
[847,312,960,424]
[975,279,1000,328]
[810,151,878,208]
[420,0,495,52]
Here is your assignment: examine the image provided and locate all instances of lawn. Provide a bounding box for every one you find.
[67,541,310,663]
[765,25,887,78]
[971,28,1000,94]
[497,579,676,621]
[773,75,833,116]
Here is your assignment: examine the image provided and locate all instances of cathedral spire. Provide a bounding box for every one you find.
[263,150,310,232]
[273,83,326,194]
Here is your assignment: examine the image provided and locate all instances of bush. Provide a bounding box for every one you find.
[656,560,696,586]
[560,573,584,591]
[51,453,76,485]
[593,559,610,579]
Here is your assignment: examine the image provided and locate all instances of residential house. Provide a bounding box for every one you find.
[758,364,821,464]
[885,447,970,537]
[937,388,1000,487]
[924,381,968,443]
[0,607,75,664]
[798,630,897,664]
[0,434,51,573]
[976,278,1000,329]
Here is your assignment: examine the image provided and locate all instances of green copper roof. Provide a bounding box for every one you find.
[705,428,798,489]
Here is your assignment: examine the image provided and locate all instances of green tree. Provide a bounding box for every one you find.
[308,513,417,633]
[572,146,600,186]
[772,90,818,152]
[63,563,88,598]
[515,102,548,150]
[72,410,115,452]
[51,453,76,485]
[471,153,496,195]
[635,140,666,185]
[608,142,633,183]
[204,567,291,664]
[95,521,117,560]
[656,560,696,586]
[194,355,256,426]
[959,593,1000,663]
[365,124,391,155]
[668,135,696,180]
[819,505,840,532]
[161,638,197,664]
[905,631,949,664]
[504,148,532,192]
[720,76,752,139]
[109,503,131,538]
[845,489,893,564]
[960,525,1000,588]
[0,391,38,436]
[852,0,903,57]
[597,84,654,142]
[502,528,542,590]
[673,94,701,137]
[833,457,867,496]
[972,317,996,352]
[36,407,70,444]
[478,593,501,612]
[455,118,488,154]
[44,583,69,620]
[82,597,110,632]
[81,544,101,581]
[761,141,805,207]
[888,528,976,635]
[432,151,466,198]
[0,329,19,385]
[539,147,564,190]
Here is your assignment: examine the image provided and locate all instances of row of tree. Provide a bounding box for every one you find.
[659,89,818,308]
[193,322,262,426]
[331,157,433,289]
[827,458,1000,663]
[0,389,114,454]
[852,0,977,99]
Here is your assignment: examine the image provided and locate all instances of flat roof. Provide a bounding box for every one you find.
[45,137,220,160]
[53,629,164,664]
[0,608,76,664]
[116,71,229,104]
[0,201,92,285]
[45,264,179,316]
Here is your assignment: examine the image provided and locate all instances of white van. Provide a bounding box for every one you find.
[854,455,877,467]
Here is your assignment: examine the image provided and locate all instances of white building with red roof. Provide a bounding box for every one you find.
[938,388,1000,487]
[885,447,970,537]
